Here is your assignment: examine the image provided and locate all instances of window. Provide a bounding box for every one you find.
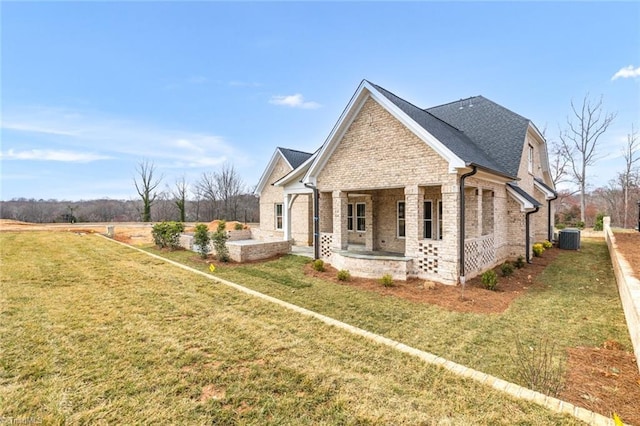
[397,201,406,238]
[423,200,433,239]
[528,144,534,174]
[275,203,283,230]
[356,203,366,232]
[347,203,354,231]
[423,200,443,240]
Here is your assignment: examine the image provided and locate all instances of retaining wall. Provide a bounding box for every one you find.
[603,217,640,372]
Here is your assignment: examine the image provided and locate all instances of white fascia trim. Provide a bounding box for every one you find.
[533,179,556,200]
[255,149,286,195]
[303,80,465,183]
[274,151,318,187]
[506,185,536,213]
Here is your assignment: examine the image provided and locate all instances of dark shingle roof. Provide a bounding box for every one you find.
[278,147,313,169]
[507,183,542,207]
[368,81,535,179]
[426,96,531,178]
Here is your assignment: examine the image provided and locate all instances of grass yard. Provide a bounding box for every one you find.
[155,239,631,385]
[0,232,582,425]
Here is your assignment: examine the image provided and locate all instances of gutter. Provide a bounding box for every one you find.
[459,165,478,283]
[525,206,540,263]
[547,193,558,242]
[304,182,320,260]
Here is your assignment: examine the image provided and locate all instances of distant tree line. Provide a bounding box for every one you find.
[1,162,259,224]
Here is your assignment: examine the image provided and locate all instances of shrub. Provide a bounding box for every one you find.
[337,269,351,281]
[151,221,185,250]
[514,256,526,269]
[380,274,394,287]
[532,243,544,257]
[500,262,515,277]
[555,223,566,230]
[193,223,211,259]
[312,259,325,272]
[234,222,244,231]
[511,337,565,397]
[542,240,553,249]
[593,213,604,231]
[575,221,585,230]
[212,220,229,262]
[481,269,498,291]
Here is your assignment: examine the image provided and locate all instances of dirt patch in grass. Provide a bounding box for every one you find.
[560,343,640,425]
[306,249,560,315]
[614,232,640,280]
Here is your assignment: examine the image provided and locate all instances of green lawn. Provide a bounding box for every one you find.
[156,238,631,385]
[0,232,586,424]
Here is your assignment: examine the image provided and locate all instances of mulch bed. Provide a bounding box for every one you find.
[615,232,640,280]
[305,246,640,425]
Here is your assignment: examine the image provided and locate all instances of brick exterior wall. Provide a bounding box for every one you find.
[258,155,312,246]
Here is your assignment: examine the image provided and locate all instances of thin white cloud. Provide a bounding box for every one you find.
[0,149,111,162]
[269,93,321,109]
[1,105,246,168]
[611,65,640,80]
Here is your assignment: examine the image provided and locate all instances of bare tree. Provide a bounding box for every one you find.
[549,140,572,188]
[197,172,218,221]
[134,160,162,222]
[172,175,189,222]
[558,94,616,222]
[215,163,244,221]
[620,124,639,228]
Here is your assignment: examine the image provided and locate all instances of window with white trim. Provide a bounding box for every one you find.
[275,203,283,230]
[528,144,534,174]
[397,201,406,238]
[356,203,366,232]
[347,203,354,231]
[423,200,433,239]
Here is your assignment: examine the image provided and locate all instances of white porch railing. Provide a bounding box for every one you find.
[464,234,496,276]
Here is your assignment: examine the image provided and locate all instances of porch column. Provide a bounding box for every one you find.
[477,187,483,237]
[365,195,374,251]
[404,185,420,257]
[332,190,348,250]
[283,193,292,241]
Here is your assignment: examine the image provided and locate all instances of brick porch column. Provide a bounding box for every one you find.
[404,185,420,258]
[332,190,348,250]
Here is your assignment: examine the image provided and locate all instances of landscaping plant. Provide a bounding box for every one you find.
[500,262,514,277]
[193,223,211,259]
[511,336,565,397]
[514,256,526,268]
[337,269,351,281]
[151,221,185,250]
[212,220,230,262]
[532,243,544,257]
[380,273,394,287]
[312,259,325,272]
[480,269,498,291]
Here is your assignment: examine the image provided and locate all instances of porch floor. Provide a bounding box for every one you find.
[334,249,411,261]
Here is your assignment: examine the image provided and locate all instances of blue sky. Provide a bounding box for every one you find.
[1,1,639,201]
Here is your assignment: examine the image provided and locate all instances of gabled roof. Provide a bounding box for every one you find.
[533,177,557,200]
[279,147,313,169]
[426,96,531,178]
[254,147,313,194]
[371,84,508,177]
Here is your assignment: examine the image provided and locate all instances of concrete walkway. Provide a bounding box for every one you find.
[103,235,618,426]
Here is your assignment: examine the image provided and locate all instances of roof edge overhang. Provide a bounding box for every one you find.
[303,80,466,184]
[533,177,557,200]
[255,149,288,195]
[273,151,318,188]
[462,163,517,182]
[506,182,542,212]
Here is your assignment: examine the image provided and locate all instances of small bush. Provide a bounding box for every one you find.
[575,221,585,230]
[501,262,515,277]
[152,221,185,250]
[511,337,565,397]
[542,240,553,249]
[234,222,244,231]
[481,269,498,291]
[514,256,526,269]
[312,259,325,272]
[193,223,211,259]
[212,220,229,262]
[555,223,566,230]
[593,213,604,231]
[532,243,544,257]
[380,274,394,287]
[337,269,351,281]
